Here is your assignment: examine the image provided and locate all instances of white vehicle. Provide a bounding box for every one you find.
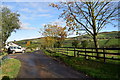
[8,46,25,54]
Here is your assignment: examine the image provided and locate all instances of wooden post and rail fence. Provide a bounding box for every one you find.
[55,47,120,62]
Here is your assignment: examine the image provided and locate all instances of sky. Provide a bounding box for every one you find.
[2,1,119,42]
[3,2,64,41]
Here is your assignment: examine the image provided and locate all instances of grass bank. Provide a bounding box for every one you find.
[44,50,120,80]
[0,58,21,79]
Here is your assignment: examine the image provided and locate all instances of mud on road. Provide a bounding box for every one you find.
[9,50,91,79]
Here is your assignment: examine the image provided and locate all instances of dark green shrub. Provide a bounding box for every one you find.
[81,40,88,48]
[72,40,80,48]
[54,41,61,48]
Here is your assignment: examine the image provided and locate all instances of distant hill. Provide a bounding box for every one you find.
[14,31,119,48]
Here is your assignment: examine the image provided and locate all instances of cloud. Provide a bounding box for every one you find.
[20,15,30,20]
[37,8,49,12]
[41,19,65,28]
[20,26,36,30]
[38,14,51,17]
[20,13,52,20]
[20,3,49,12]
[67,31,78,37]
[20,14,34,20]
[41,24,45,26]
[20,23,37,30]
[24,3,41,8]
[51,19,65,24]
[19,3,51,20]
[20,8,32,13]
[25,3,49,13]
[48,19,66,27]
[20,8,48,13]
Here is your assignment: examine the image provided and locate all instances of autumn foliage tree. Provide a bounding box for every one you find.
[26,41,31,46]
[50,1,119,58]
[42,24,67,48]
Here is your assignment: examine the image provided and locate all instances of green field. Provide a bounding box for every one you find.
[62,38,120,48]
[0,59,21,79]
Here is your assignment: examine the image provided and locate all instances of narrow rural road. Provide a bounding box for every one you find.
[8,50,91,79]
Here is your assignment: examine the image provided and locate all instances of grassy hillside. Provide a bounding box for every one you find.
[71,31,119,39]
[13,31,119,48]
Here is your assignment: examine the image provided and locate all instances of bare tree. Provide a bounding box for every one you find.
[50,1,119,58]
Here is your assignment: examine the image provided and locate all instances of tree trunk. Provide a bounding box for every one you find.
[91,7,100,59]
[93,34,99,59]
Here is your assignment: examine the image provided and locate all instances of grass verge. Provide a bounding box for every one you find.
[44,50,120,80]
[0,58,21,79]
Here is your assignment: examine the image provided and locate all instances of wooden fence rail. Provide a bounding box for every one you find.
[55,47,120,62]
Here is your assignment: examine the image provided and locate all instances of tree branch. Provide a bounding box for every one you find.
[75,2,93,27]
[95,2,110,19]
[67,4,93,35]
[98,8,116,30]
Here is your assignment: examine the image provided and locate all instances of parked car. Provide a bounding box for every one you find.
[8,46,25,54]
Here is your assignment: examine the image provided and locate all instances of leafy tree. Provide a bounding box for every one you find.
[0,8,2,50]
[45,36,55,48]
[72,40,79,48]
[0,28,2,49]
[50,1,119,58]
[42,24,67,48]
[1,7,20,48]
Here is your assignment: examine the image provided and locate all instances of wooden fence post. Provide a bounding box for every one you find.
[74,47,76,57]
[58,48,59,53]
[77,51,79,57]
[85,48,86,59]
[103,48,106,62]
[67,48,68,55]
[92,48,94,56]
[62,48,64,54]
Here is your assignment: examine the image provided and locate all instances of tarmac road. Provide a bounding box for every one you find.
[8,50,91,79]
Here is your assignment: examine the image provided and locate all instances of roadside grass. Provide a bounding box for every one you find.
[0,52,8,56]
[26,50,35,53]
[44,50,120,79]
[0,59,21,78]
[25,48,38,53]
[0,52,8,60]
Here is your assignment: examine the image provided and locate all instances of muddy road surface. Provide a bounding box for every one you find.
[8,50,91,79]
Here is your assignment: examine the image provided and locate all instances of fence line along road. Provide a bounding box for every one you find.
[55,47,120,62]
